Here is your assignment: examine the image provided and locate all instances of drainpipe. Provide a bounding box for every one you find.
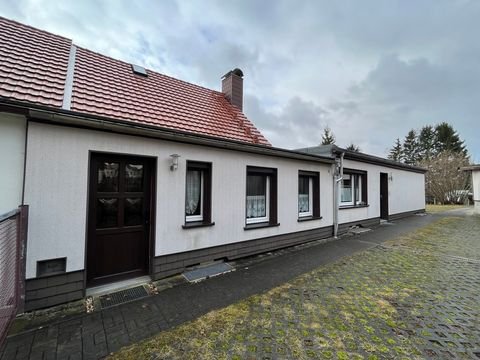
[333,152,344,238]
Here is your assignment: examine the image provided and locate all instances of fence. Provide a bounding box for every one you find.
[0,206,28,348]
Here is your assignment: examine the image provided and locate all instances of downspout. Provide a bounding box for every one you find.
[333,152,344,238]
[21,118,29,205]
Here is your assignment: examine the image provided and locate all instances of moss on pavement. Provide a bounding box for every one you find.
[110,215,480,360]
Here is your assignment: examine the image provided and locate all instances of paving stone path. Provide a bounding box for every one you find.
[110,213,480,359]
[1,210,478,359]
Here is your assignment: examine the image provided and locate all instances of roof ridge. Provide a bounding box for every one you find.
[74,45,225,96]
[0,16,72,43]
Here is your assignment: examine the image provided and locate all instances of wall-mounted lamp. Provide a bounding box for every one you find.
[389,173,393,181]
[170,154,180,171]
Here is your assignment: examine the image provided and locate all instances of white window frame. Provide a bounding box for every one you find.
[340,174,355,206]
[185,170,204,222]
[246,176,270,224]
[298,177,313,217]
[356,175,363,205]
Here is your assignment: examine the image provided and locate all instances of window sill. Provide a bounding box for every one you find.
[182,221,215,229]
[297,215,323,222]
[244,222,280,231]
[339,204,369,210]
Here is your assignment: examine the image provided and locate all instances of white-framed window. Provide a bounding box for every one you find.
[245,166,277,226]
[340,171,367,207]
[185,169,203,222]
[185,161,212,225]
[298,171,320,219]
[298,175,313,217]
[246,174,270,224]
[341,174,354,205]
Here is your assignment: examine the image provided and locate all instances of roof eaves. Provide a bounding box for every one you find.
[296,144,426,173]
[0,98,334,164]
[332,147,427,173]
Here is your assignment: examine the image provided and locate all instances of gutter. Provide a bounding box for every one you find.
[332,146,427,174]
[0,98,335,165]
[333,152,344,238]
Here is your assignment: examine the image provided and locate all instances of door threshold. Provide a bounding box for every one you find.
[86,275,152,297]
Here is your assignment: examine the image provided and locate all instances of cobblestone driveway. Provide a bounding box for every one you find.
[111,214,480,359]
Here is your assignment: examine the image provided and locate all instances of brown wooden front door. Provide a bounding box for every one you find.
[87,153,154,286]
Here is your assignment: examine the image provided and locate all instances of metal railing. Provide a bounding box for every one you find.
[0,206,28,348]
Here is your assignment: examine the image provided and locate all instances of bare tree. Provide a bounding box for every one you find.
[419,150,471,204]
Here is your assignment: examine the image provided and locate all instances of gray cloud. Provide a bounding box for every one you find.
[1,0,479,160]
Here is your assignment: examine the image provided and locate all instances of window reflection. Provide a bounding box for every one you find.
[98,163,119,192]
[96,198,118,228]
[125,198,143,226]
[125,164,143,192]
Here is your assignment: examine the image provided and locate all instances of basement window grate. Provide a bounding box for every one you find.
[99,285,149,309]
[183,262,233,283]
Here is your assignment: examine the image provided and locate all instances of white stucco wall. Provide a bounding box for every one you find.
[472,170,480,213]
[23,122,426,279]
[388,167,425,215]
[0,113,26,215]
[338,159,425,224]
[24,123,334,278]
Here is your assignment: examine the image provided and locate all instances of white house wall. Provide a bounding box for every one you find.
[472,170,480,213]
[24,122,334,278]
[0,112,26,215]
[339,159,425,224]
[387,167,425,215]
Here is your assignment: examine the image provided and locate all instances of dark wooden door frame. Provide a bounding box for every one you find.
[85,152,156,287]
[380,172,389,220]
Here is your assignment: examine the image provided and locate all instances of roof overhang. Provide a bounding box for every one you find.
[297,144,427,174]
[0,98,335,165]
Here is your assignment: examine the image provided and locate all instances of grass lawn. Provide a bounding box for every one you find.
[425,204,467,213]
[109,214,480,360]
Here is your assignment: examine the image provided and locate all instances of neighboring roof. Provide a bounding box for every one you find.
[461,165,480,171]
[296,145,427,173]
[0,16,270,146]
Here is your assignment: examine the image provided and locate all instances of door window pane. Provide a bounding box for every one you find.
[96,198,118,228]
[125,164,143,192]
[98,162,119,192]
[125,198,143,226]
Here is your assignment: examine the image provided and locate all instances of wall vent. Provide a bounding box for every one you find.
[37,257,67,277]
[131,64,148,77]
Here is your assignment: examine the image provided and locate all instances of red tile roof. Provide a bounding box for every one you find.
[0,17,271,146]
[0,17,71,107]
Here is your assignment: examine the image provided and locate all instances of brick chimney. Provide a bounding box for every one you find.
[222,68,244,111]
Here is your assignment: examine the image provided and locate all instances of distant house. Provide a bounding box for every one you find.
[0,17,426,312]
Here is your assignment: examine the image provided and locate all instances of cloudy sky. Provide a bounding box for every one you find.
[1,0,479,159]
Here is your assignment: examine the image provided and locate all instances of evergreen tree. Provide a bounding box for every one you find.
[435,122,467,155]
[388,138,403,162]
[402,129,420,165]
[321,127,336,145]
[346,143,360,152]
[418,125,437,160]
